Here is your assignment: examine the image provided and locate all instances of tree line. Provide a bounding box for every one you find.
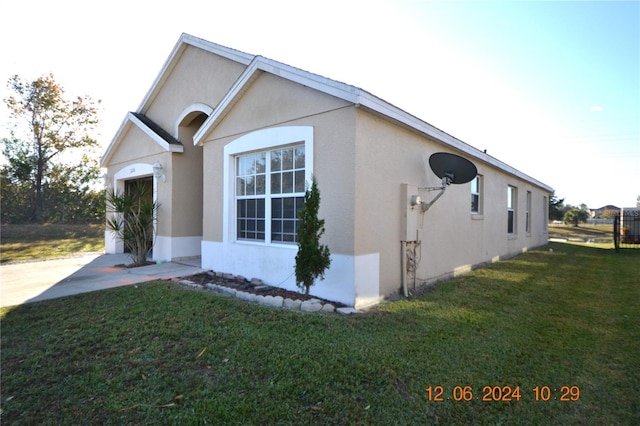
[1,74,104,223]
[3,75,636,229]
[548,194,640,227]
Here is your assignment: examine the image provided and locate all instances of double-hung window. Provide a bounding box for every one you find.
[525,191,532,234]
[236,145,305,243]
[471,175,481,214]
[507,185,517,234]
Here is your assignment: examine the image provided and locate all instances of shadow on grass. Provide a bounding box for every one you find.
[1,243,638,424]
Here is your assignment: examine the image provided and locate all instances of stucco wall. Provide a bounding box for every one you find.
[200,73,362,305]
[103,45,249,261]
[202,72,355,251]
[143,46,247,135]
[102,124,169,255]
[199,71,550,306]
[352,109,550,297]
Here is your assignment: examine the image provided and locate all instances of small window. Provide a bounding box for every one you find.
[471,175,482,214]
[508,186,517,234]
[543,196,549,234]
[525,191,532,233]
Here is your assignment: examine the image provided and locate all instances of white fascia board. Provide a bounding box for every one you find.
[190,45,552,193]
[128,112,183,153]
[256,56,362,103]
[136,33,254,115]
[194,56,361,145]
[100,114,131,167]
[181,33,254,65]
[193,59,260,145]
[356,93,554,192]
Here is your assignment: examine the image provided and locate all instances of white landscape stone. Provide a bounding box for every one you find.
[185,276,357,315]
[236,291,256,303]
[205,283,222,292]
[283,298,302,310]
[300,300,323,312]
[336,307,360,315]
[320,304,335,313]
[263,295,283,308]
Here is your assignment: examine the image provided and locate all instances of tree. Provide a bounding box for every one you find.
[2,74,100,222]
[636,195,639,208]
[295,176,331,295]
[106,183,160,267]
[601,209,619,220]
[564,207,589,227]
[548,193,565,222]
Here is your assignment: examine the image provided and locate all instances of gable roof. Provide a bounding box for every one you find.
[102,33,553,193]
[130,112,182,147]
[100,34,252,167]
[100,112,183,166]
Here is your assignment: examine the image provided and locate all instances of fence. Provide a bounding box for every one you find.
[613,209,640,252]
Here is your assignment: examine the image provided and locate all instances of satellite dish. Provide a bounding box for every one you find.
[417,152,478,213]
[428,152,477,185]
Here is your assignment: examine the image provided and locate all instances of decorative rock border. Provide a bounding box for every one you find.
[174,278,360,315]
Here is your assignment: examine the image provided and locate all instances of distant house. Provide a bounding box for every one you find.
[590,205,620,218]
[100,34,553,308]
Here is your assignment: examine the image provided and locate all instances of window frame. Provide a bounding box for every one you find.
[542,196,549,234]
[507,185,517,235]
[525,190,532,234]
[223,126,314,248]
[470,175,482,215]
[235,144,306,244]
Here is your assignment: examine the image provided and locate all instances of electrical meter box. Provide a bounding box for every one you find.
[401,183,422,242]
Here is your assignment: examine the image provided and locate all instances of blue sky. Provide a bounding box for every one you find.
[1,0,638,208]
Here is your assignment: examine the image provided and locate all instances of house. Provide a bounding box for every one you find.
[590,205,620,218]
[100,33,553,309]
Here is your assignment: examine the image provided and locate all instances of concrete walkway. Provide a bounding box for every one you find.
[0,253,205,308]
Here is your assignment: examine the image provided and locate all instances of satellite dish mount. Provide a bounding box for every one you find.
[417,152,477,213]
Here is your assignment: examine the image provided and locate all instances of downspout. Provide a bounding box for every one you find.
[401,241,408,297]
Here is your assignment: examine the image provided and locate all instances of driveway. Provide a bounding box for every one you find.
[0,253,204,308]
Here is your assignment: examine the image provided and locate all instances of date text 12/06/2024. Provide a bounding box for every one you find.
[426,386,580,402]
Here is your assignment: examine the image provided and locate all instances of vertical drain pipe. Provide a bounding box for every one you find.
[401,241,408,297]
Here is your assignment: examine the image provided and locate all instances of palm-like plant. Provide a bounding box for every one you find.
[106,182,159,266]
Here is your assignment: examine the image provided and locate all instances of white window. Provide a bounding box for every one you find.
[525,191,532,234]
[223,126,314,246]
[542,196,549,234]
[508,185,517,234]
[471,175,482,214]
[235,145,305,243]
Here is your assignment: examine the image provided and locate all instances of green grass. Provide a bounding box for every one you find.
[1,242,638,424]
[0,223,104,263]
[549,223,616,249]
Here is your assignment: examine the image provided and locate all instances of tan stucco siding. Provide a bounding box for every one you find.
[206,72,353,140]
[105,125,166,168]
[353,111,436,295]
[170,143,203,237]
[104,125,202,241]
[202,140,224,242]
[143,45,247,135]
[352,109,550,297]
[202,73,356,255]
[102,125,171,240]
[196,66,550,304]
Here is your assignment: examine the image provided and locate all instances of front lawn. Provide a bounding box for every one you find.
[1,243,638,424]
[0,223,104,263]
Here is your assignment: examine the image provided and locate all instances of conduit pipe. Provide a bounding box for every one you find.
[401,241,408,297]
